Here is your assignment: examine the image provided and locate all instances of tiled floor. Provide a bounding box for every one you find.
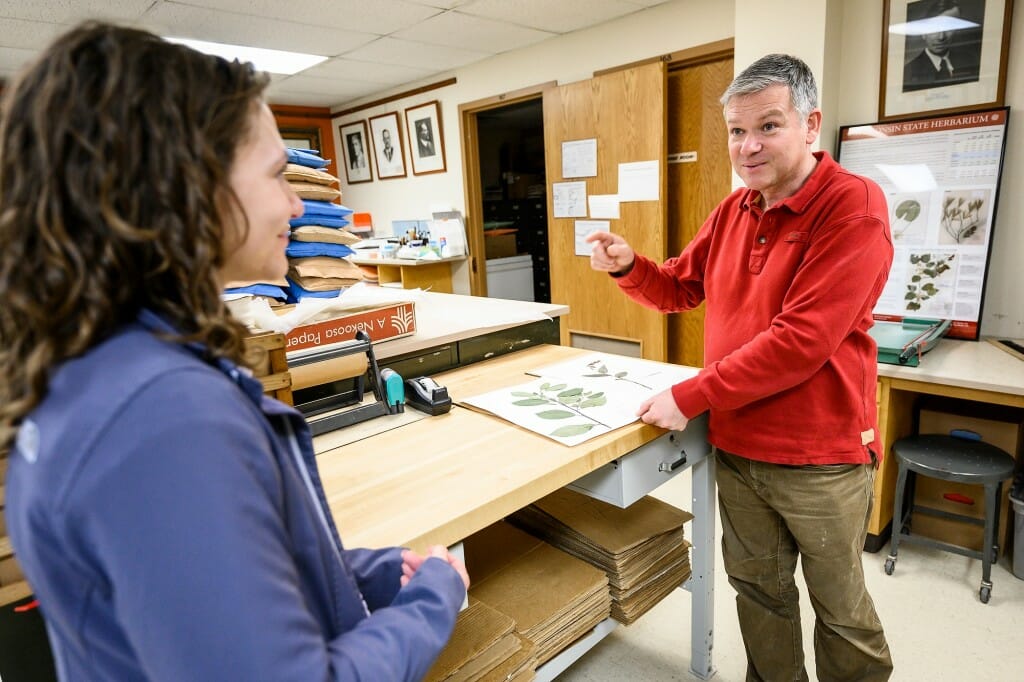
[559,472,1024,681]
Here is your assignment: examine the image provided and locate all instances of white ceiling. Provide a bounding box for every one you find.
[0,0,672,109]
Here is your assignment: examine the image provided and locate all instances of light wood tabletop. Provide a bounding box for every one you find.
[314,345,665,552]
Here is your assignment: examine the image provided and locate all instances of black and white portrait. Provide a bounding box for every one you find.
[404,100,448,175]
[902,0,983,92]
[369,112,406,179]
[339,120,372,183]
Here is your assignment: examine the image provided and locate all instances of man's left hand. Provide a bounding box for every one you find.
[636,389,689,431]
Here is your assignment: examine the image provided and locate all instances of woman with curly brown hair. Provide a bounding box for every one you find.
[0,22,467,680]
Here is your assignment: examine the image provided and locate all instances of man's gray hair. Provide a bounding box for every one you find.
[720,54,818,119]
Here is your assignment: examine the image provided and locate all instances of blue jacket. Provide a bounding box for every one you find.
[5,311,465,680]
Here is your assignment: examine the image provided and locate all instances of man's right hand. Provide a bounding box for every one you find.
[586,231,635,275]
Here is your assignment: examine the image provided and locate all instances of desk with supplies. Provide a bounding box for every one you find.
[871,339,1024,550]
[312,345,718,680]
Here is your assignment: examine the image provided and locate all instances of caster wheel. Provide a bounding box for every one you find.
[884,557,895,575]
[980,585,991,604]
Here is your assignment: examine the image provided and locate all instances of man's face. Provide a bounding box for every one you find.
[382,129,392,148]
[724,84,821,207]
[924,8,961,55]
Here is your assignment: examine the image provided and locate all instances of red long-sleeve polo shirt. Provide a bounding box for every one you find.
[617,152,893,464]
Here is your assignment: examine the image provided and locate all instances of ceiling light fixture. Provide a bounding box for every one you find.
[165,37,327,75]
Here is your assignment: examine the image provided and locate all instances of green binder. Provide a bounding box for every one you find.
[869,318,951,367]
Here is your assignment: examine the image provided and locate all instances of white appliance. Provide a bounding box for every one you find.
[486,255,534,301]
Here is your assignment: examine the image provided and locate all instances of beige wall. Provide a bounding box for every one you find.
[334,0,1024,337]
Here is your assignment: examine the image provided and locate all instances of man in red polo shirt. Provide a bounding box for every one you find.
[587,54,894,681]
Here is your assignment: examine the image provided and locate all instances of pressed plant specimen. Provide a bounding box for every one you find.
[941,195,984,243]
[905,252,955,312]
[891,199,921,239]
[511,382,609,438]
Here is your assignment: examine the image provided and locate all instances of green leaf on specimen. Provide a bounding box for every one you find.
[557,388,583,398]
[550,424,596,438]
[537,410,575,420]
[513,398,548,406]
[895,199,921,222]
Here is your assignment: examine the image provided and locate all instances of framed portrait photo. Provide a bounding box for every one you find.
[405,100,447,175]
[879,0,1013,120]
[339,120,372,184]
[368,112,407,180]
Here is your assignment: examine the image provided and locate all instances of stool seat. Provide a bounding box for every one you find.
[886,433,1016,604]
[893,434,1016,484]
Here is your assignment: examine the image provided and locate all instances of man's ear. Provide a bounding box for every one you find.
[805,109,823,145]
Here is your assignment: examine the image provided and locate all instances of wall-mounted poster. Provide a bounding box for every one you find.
[368,112,407,180]
[837,107,1009,340]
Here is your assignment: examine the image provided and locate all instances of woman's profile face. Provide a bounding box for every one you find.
[218,103,302,285]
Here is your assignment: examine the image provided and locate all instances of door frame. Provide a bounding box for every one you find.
[458,82,556,296]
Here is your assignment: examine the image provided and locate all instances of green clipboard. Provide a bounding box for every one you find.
[869,318,951,367]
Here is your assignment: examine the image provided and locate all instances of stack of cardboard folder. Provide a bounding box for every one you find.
[508,488,693,625]
[464,521,611,666]
[423,599,537,682]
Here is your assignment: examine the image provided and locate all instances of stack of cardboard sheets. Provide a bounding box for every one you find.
[509,488,693,625]
[464,522,611,666]
[423,599,536,682]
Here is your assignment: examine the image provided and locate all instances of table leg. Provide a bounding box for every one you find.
[686,451,716,679]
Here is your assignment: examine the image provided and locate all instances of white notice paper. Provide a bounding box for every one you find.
[553,181,588,218]
[562,138,598,178]
[574,220,609,256]
[618,160,659,202]
[588,194,620,219]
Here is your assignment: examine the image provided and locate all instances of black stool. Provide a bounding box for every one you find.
[884,433,1016,603]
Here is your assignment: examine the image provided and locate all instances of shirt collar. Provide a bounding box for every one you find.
[136,308,267,406]
[740,150,835,215]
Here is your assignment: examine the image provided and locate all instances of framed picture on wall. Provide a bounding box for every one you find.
[368,112,407,180]
[339,120,372,184]
[405,100,447,175]
[280,126,322,152]
[879,0,1013,120]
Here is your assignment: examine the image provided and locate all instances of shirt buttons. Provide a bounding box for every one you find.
[757,235,767,245]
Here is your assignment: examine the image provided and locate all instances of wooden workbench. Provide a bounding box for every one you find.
[870,338,1024,549]
[313,344,718,680]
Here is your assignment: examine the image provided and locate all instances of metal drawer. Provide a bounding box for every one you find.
[457,319,560,365]
[569,413,710,508]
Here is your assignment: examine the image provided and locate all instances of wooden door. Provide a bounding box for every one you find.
[666,57,734,368]
[543,62,668,361]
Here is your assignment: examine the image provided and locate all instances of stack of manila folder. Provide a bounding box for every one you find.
[509,488,693,624]
[463,521,611,667]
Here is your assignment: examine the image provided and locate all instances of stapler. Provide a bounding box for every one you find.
[405,376,452,416]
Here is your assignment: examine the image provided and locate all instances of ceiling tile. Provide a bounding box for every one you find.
[0,17,68,51]
[0,46,38,77]
[269,73,378,106]
[400,0,474,8]
[0,0,154,24]
[140,3,377,57]
[392,10,553,53]
[304,57,434,86]
[458,0,640,34]
[165,0,440,34]
[342,37,489,71]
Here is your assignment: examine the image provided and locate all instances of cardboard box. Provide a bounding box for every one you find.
[284,302,416,352]
[484,230,518,259]
[913,397,1023,555]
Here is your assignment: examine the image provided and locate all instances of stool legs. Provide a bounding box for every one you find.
[884,463,909,575]
[979,481,1004,604]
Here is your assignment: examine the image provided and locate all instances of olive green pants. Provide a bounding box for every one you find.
[716,449,893,682]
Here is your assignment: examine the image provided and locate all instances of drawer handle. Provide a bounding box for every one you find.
[659,451,687,473]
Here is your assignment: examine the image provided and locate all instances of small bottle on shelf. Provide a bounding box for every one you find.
[440,237,452,258]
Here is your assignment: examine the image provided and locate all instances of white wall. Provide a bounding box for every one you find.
[334,0,732,293]
[335,0,1024,336]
